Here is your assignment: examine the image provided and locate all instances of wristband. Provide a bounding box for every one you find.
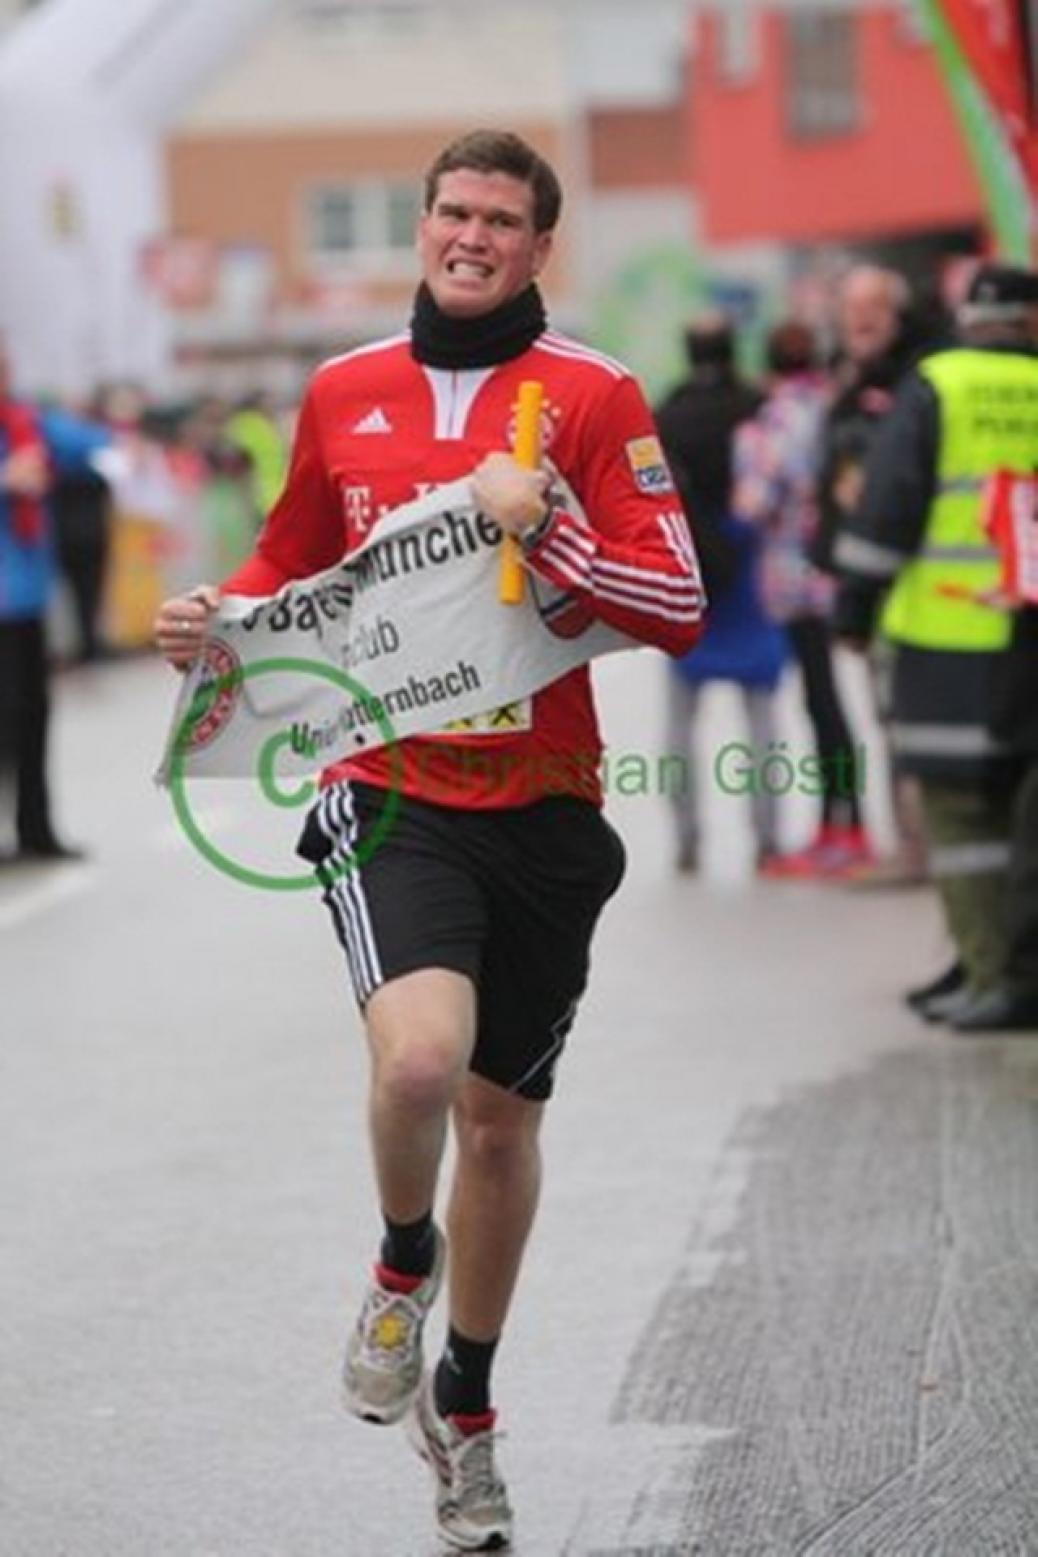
[518,507,551,549]
[518,480,560,549]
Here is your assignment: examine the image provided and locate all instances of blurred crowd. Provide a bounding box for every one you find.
[0,354,289,859]
[657,258,1038,1034]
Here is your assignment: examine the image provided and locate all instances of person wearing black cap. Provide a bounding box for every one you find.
[831,261,1038,1030]
[654,313,762,604]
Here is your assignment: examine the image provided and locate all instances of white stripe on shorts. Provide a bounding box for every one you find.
[509,999,577,1095]
[318,784,384,1003]
[314,789,363,995]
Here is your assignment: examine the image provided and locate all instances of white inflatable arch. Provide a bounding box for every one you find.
[0,0,279,395]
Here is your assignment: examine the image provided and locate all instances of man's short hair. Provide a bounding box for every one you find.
[424,130,562,234]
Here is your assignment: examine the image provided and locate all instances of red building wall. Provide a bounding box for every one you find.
[692,8,985,244]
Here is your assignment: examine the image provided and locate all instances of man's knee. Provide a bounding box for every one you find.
[374,1034,467,1114]
[367,969,475,1114]
[454,1082,543,1171]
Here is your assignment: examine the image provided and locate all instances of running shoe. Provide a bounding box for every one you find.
[904,961,965,1015]
[342,1226,446,1425]
[408,1374,514,1551]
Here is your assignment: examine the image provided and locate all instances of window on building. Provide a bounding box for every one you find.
[785,11,860,139]
[896,0,930,45]
[306,180,421,274]
[717,8,760,86]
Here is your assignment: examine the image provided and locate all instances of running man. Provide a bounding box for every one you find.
[155,130,703,1551]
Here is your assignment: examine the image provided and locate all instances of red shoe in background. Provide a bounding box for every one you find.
[756,825,874,880]
[815,823,875,879]
[756,836,826,878]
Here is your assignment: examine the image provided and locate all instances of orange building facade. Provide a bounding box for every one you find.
[690,6,986,258]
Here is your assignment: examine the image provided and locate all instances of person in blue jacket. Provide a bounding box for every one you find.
[664,516,787,872]
[0,347,87,861]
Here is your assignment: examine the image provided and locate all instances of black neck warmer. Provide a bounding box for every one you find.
[410,281,546,369]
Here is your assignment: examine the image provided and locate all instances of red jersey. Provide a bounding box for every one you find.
[223,330,704,807]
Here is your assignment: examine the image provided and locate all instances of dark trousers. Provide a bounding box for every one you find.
[0,616,54,849]
[57,526,109,661]
[1006,758,1038,997]
[919,778,1015,991]
[787,614,861,828]
[54,488,110,662]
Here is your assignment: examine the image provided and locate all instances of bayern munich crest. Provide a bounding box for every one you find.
[180,637,244,752]
[506,394,561,453]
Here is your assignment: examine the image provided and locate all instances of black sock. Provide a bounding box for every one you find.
[434,1326,499,1418]
[379,1212,436,1278]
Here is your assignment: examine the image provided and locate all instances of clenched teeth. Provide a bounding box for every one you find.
[447,261,493,278]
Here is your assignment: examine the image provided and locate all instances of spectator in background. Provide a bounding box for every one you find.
[663,519,786,874]
[734,320,871,878]
[972,598,1038,1029]
[655,312,762,602]
[655,315,784,873]
[0,344,82,861]
[816,266,917,570]
[41,400,115,664]
[184,396,260,576]
[224,391,289,524]
[832,262,1038,1028]
[816,263,930,886]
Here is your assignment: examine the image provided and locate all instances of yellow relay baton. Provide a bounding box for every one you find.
[498,379,544,605]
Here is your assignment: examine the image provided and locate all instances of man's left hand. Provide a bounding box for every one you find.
[472,452,549,536]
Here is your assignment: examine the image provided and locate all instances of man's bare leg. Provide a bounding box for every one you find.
[365,967,476,1219]
[405,1075,540,1546]
[447,1073,544,1341]
[343,967,475,1424]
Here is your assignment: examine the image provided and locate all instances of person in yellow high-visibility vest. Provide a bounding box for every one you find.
[223,392,288,524]
[832,262,1038,1030]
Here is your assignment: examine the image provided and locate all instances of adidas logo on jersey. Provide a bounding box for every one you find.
[351,406,393,435]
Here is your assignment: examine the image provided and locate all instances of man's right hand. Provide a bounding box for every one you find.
[472,452,550,535]
[154,585,220,669]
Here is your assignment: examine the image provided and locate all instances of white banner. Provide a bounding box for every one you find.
[156,474,638,784]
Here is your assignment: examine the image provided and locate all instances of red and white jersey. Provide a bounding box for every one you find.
[223,330,705,807]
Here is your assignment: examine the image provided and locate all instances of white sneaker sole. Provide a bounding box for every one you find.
[342,1376,419,1426]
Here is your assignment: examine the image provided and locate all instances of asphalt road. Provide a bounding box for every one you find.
[3,649,1037,1556]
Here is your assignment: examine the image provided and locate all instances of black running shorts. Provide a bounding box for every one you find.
[296,780,626,1100]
